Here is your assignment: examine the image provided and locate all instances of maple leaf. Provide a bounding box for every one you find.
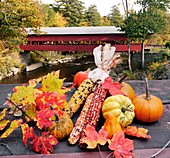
[108,131,134,158]
[0,120,10,130]
[21,123,34,145]
[0,119,23,138]
[10,84,41,106]
[124,126,151,139]
[80,125,108,149]
[0,108,8,120]
[30,132,58,154]
[101,77,125,96]
[34,108,55,129]
[41,70,68,94]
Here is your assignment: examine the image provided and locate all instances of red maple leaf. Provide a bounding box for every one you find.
[101,77,125,96]
[124,126,151,139]
[108,131,134,158]
[30,132,58,154]
[21,123,34,145]
[80,125,108,149]
[34,108,55,129]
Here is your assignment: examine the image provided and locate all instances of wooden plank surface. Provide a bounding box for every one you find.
[0,80,170,157]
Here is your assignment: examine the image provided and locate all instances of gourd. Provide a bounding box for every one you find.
[132,77,164,123]
[73,70,89,87]
[102,94,135,128]
[119,74,136,101]
[104,114,122,139]
[48,114,73,140]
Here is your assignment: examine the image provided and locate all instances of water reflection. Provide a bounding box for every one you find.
[0,55,96,84]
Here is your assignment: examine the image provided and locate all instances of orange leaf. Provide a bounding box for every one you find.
[80,125,108,149]
[0,119,23,138]
[108,131,134,158]
[124,126,151,139]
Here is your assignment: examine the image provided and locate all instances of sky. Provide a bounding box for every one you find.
[41,0,139,16]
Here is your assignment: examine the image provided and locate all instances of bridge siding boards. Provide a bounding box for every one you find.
[20,27,142,52]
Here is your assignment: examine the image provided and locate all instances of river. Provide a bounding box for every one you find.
[0,55,96,84]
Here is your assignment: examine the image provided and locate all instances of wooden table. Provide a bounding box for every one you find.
[0,80,170,158]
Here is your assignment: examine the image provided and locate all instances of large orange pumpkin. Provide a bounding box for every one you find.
[73,71,89,87]
[132,78,164,123]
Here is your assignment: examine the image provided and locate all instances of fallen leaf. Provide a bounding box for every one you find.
[124,126,151,139]
[0,119,23,138]
[80,125,108,149]
[108,131,134,158]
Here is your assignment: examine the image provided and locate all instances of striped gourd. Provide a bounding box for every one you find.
[68,78,94,117]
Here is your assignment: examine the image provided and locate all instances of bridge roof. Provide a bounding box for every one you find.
[26,26,124,35]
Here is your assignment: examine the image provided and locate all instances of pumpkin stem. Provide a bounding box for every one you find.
[145,77,151,100]
[121,107,133,113]
[50,105,60,122]
[119,74,127,83]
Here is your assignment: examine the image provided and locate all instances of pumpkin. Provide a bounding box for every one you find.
[73,70,89,87]
[120,82,136,101]
[132,77,164,123]
[102,94,135,127]
[104,114,122,139]
[119,74,136,101]
[48,114,73,140]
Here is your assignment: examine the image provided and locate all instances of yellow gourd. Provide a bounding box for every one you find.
[102,94,135,127]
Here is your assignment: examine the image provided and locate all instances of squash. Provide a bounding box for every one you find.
[102,94,135,127]
[73,70,89,87]
[48,114,73,140]
[104,114,122,139]
[132,77,164,123]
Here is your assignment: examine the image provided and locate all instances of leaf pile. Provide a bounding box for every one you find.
[0,70,70,154]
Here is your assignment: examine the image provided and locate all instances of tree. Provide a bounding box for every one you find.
[41,4,67,27]
[52,0,85,27]
[86,5,101,26]
[121,0,170,69]
[100,16,110,26]
[108,5,124,27]
[0,0,45,76]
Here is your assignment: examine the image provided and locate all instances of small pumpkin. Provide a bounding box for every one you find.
[104,114,122,139]
[73,70,89,88]
[48,114,73,140]
[102,94,135,128]
[132,77,164,123]
[119,74,136,101]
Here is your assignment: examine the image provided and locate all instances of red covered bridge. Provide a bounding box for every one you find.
[20,26,142,52]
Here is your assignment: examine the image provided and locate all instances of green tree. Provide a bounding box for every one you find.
[121,0,170,69]
[52,0,85,27]
[86,4,101,26]
[108,5,124,27]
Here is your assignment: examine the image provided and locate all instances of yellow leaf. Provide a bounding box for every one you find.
[0,108,8,121]
[0,119,23,138]
[0,120,10,130]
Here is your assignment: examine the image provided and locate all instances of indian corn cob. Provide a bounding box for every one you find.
[79,83,108,147]
[68,93,94,145]
[68,78,94,117]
